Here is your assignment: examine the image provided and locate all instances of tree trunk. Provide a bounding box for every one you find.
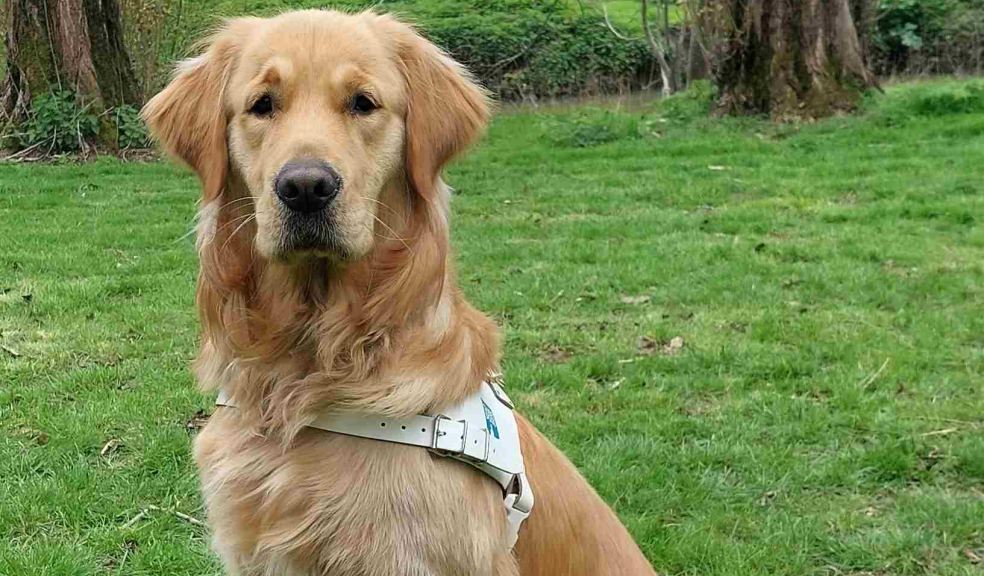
[642,0,676,96]
[710,0,878,119]
[1,0,139,125]
[849,0,877,64]
[85,0,140,106]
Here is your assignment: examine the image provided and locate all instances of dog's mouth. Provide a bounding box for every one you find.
[277,209,349,259]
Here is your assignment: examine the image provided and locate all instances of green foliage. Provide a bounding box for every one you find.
[21,90,99,153]
[113,104,151,149]
[402,2,655,99]
[132,0,657,101]
[876,0,941,52]
[873,0,984,74]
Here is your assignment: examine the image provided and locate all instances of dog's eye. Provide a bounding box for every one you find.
[350,93,378,115]
[248,95,274,117]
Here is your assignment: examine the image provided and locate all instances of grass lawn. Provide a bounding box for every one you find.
[2,79,983,575]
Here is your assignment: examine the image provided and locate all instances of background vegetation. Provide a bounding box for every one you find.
[3,0,983,154]
[2,78,983,575]
[873,0,984,76]
[118,0,984,100]
[122,0,659,103]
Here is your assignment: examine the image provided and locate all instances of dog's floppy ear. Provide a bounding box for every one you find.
[388,18,491,198]
[142,19,258,201]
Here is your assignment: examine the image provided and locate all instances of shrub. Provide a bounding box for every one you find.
[874,0,944,58]
[421,2,654,100]
[113,104,151,149]
[872,0,984,75]
[136,0,658,102]
[21,90,100,153]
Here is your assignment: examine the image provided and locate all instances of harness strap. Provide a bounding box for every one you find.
[214,385,533,548]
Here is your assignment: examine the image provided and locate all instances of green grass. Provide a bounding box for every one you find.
[583,0,684,32]
[2,78,984,575]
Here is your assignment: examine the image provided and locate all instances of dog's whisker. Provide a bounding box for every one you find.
[214,212,257,236]
[361,223,405,243]
[364,212,412,253]
[173,226,198,244]
[359,195,403,219]
[220,215,257,253]
[363,220,413,254]
[216,196,256,211]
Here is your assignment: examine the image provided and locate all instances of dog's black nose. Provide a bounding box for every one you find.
[275,160,342,214]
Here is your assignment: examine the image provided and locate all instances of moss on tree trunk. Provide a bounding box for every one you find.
[1,0,139,129]
[709,0,878,119]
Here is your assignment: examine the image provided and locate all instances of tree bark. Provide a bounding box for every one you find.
[1,0,139,125]
[710,0,878,119]
[84,0,140,106]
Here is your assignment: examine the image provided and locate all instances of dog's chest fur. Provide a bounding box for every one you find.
[195,410,514,576]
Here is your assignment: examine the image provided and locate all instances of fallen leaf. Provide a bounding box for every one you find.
[921,448,944,469]
[100,438,123,457]
[964,549,983,564]
[1,345,21,358]
[708,165,728,171]
[638,336,659,355]
[663,336,685,355]
[863,506,878,517]
[920,427,958,437]
[620,294,650,305]
[638,336,686,356]
[758,490,776,506]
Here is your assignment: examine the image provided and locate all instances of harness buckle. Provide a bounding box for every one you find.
[432,415,468,455]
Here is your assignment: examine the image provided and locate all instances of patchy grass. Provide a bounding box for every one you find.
[2,78,983,575]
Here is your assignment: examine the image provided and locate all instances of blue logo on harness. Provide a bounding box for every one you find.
[482,400,500,439]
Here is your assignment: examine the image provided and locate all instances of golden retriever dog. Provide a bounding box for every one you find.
[143,10,656,576]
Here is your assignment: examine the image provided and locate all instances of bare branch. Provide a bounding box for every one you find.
[642,0,675,95]
[602,5,635,41]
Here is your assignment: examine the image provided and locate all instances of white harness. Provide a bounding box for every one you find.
[215,378,533,548]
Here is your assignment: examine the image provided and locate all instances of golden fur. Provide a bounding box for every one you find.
[143,10,656,575]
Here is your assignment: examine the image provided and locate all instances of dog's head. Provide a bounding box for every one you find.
[144,10,488,263]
